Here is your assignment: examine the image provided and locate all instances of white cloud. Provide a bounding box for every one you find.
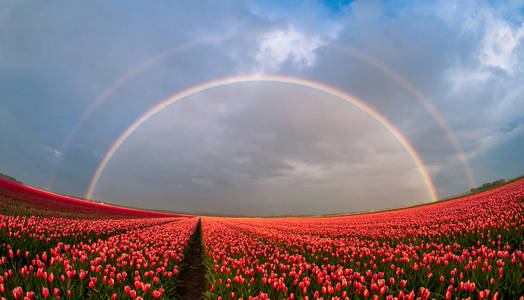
[446,67,491,91]
[43,146,63,162]
[478,13,524,73]
[438,2,524,160]
[254,28,323,73]
[437,2,524,77]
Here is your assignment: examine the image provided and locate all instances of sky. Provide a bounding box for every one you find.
[1,0,523,216]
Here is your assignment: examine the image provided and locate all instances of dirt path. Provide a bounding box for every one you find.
[174,218,209,299]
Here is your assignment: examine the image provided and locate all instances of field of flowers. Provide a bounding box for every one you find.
[0,217,196,299]
[202,179,524,299]
[0,176,523,299]
[0,178,179,218]
[0,178,196,299]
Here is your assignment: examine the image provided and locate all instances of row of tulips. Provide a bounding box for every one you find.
[0,216,197,299]
[202,179,524,299]
[0,215,180,266]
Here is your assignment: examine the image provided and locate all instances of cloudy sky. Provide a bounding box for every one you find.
[1,0,523,215]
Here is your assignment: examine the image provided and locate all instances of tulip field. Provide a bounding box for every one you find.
[0,177,523,299]
[201,179,524,300]
[0,178,196,299]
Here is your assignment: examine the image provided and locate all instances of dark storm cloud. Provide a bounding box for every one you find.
[0,0,271,192]
[94,84,430,215]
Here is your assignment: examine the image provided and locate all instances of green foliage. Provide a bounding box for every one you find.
[470,179,506,193]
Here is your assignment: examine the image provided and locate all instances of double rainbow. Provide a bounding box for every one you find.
[86,75,438,203]
[50,37,474,193]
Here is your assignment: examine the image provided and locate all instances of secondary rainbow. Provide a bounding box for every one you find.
[332,44,475,188]
[86,75,438,203]
[51,38,473,192]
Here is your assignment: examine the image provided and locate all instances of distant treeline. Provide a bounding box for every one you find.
[470,178,505,193]
[0,173,23,185]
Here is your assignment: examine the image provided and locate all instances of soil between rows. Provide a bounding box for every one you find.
[174,218,209,299]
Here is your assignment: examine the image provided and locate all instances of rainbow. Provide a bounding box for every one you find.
[86,75,438,203]
[331,44,475,188]
[51,39,474,193]
[47,31,238,191]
